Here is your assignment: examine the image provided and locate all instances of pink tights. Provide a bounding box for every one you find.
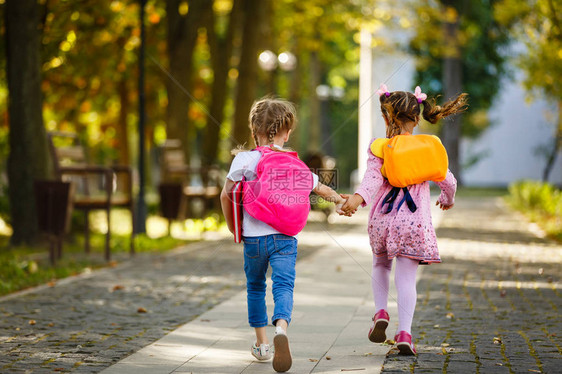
[372,254,419,334]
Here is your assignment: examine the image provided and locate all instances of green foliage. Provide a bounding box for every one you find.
[494,0,562,100]
[506,180,562,241]
[269,0,364,187]
[409,0,510,137]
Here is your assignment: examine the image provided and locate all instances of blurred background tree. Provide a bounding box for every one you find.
[494,0,562,182]
[4,0,50,245]
[0,0,366,244]
[409,0,510,183]
[4,0,552,244]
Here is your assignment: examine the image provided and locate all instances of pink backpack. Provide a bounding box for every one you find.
[243,146,313,236]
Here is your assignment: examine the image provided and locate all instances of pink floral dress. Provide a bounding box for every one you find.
[355,139,457,263]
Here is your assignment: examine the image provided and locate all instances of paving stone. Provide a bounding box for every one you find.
[2,196,560,373]
[381,197,561,373]
[0,239,320,373]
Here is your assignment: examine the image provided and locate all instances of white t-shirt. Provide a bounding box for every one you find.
[226,148,319,237]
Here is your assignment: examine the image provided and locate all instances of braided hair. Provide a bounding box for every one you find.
[248,98,297,148]
[380,91,468,138]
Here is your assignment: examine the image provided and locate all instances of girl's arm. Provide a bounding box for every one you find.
[435,169,457,209]
[341,145,384,213]
[220,179,236,233]
[313,182,346,206]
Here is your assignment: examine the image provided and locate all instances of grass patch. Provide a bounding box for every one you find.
[455,186,508,198]
[0,233,191,297]
[0,211,226,297]
[505,180,562,242]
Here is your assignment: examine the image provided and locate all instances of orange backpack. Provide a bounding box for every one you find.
[370,134,448,188]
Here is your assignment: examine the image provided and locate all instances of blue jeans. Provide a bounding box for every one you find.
[243,234,298,328]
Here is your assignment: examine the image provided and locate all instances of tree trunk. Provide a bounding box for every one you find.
[231,0,267,150]
[542,101,562,182]
[441,6,463,184]
[117,78,131,166]
[5,0,50,245]
[201,0,241,166]
[308,50,321,153]
[166,0,205,165]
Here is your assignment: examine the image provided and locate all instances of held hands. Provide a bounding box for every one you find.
[337,193,364,216]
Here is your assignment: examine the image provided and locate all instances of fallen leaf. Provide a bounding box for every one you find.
[435,305,441,310]
[15,327,20,331]
[29,320,36,325]
[309,358,318,362]
[48,323,55,327]
[538,268,544,275]
[109,261,118,267]
[335,265,342,272]
[493,337,502,344]
[528,370,541,373]
[441,343,450,347]
[446,313,455,319]
[363,352,372,356]
[111,323,118,326]
[54,368,66,372]
[137,307,147,313]
[500,290,507,297]
[47,281,56,287]
[434,324,440,328]
[112,285,125,292]
[326,356,331,360]
[496,363,503,366]
[384,339,396,345]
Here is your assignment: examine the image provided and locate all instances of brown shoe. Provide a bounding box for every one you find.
[273,329,292,372]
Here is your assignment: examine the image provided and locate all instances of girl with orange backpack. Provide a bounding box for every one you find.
[221,97,345,372]
[340,84,468,355]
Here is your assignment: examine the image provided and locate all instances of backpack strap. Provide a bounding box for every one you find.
[382,187,417,214]
[382,187,400,214]
[396,187,417,213]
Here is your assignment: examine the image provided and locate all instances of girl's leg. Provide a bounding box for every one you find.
[268,236,298,327]
[269,235,297,373]
[255,327,268,345]
[243,237,269,343]
[394,256,419,334]
[372,254,393,312]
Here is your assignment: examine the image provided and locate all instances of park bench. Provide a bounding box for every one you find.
[158,139,222,233]
[47,131,134,260]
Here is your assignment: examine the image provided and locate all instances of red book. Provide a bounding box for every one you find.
[231,181,244,243]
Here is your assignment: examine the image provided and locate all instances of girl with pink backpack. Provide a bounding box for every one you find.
[221,97,345,372]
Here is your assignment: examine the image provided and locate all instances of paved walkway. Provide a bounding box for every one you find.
[1,196,560,373]
[382,198,562,373]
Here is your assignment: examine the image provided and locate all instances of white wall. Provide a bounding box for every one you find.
[461,73,562,187]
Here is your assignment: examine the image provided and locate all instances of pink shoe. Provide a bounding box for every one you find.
[394,331,417,355]
[368,309,389,343]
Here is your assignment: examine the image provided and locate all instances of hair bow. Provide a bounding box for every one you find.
[414,86,427,103]
[375,83,390,97]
